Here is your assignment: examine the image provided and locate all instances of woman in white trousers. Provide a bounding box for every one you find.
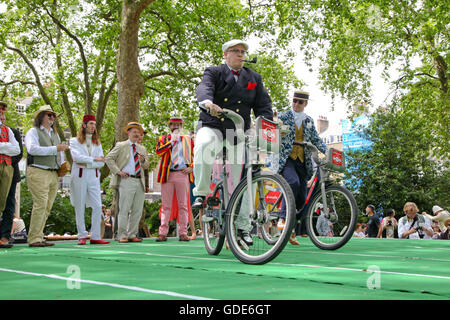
[70,115,109,245]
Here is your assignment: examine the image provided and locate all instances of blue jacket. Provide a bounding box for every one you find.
[277,109,328,180]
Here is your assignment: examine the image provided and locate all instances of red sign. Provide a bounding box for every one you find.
[265,191,281,204]
[331,150,343,167]
[262,119,277,143]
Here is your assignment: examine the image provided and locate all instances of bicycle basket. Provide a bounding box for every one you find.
[325,148,346,172]
[254,116,279,153]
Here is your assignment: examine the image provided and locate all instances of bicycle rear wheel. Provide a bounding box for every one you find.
[203,185,226,255]
[306,185,357,250]
[226,171,296,264]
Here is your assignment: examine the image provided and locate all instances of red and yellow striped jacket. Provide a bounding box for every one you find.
[156,134,194,184]
[0,126,12,165]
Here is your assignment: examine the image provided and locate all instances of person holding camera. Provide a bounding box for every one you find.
[398,202,433,239]
[377,208,398,238]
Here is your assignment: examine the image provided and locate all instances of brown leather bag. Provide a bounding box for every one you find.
[57,161,71,177]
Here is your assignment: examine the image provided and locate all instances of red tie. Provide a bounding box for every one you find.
[132,143,141,177]
[232,70,240,76]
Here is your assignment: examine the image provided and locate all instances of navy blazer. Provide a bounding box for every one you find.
[196,64,273,132]
[10,128,23,183]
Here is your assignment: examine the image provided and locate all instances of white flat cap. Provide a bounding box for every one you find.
[222,39,249,52]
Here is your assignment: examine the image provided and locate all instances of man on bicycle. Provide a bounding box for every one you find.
[277,90,328,244]
[192,39,273,245]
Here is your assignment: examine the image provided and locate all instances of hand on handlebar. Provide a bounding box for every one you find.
[205,102,223,118]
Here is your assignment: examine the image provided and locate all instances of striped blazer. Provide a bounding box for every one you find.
[156,134,194,184]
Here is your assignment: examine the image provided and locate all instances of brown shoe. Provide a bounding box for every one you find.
[128,237,142,242]
[156,235,167,242]
[119,238,129,243]
[179,234,190,242]
[29,241,54,247]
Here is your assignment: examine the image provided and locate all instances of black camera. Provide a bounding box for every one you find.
[387,220,392,226]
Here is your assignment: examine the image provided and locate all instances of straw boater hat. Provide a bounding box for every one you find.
[445,218,450,228]
[222,39,249,52]
[293,90,310,101]
[33,105,57,119]
[123,121,144,134]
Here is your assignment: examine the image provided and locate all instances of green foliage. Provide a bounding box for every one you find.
[345,106,449,215]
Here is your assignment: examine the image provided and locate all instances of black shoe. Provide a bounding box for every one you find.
[238,230,253,246]
[192,196,205,209]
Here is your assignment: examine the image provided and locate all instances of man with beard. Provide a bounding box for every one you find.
[155,117,194,242]
[25,105,69,247]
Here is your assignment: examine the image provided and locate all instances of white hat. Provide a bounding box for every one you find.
[222,39,249,52]
[432,205,444,214]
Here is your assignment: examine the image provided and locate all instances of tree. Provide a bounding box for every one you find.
[266,0,449,156]
[0,0,300,166]
[345,106,449,213]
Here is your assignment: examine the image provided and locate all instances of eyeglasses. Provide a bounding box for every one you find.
[46,113,56,118]
[227,49,248,55]
[293,99,306,105]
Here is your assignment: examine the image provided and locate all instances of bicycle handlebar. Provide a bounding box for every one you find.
[199,105,245,135]
[293,141,321,164]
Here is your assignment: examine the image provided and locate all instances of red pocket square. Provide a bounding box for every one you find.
[247,82,257,90]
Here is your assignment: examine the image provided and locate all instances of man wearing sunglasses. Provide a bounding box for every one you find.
[25,105,69,247]
[193,39,273,245]
[0,101,21,248]
[276,91,328,244]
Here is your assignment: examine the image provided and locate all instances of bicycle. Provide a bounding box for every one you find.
[260,141,358,250]
[199,107,296,264]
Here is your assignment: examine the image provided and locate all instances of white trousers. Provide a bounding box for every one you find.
[70,168,102,240]
[193,126,251,231]
[193,126,244,197]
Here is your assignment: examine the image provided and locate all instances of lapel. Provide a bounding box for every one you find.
[221,64,236,89]
[237,67,248,89]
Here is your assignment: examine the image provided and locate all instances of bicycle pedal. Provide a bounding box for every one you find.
[206,196,221,207]
[239,239,249,251]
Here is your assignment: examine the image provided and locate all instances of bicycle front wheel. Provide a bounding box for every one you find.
[306,185,358,250]
[226,171,296,265]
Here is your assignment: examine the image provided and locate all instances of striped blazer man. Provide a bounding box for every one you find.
[156,134,194,184]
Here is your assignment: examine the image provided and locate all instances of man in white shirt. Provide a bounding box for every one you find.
[398,202,433,240]
[0,101,20,228]
[25,105,69,247]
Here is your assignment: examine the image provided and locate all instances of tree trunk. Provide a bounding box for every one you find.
[115,0,154,142]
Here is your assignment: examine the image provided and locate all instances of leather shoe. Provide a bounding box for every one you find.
[179,234,190,242]
[128,237,142,243]
[90,239,110,244]
[192,196,205,209]
[0,240,13,248]
[156,235,167,242]
[29,241,54,247]
[119,238,129,243]
[78,238,87,245]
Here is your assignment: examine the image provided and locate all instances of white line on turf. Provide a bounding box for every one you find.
[0,267,214,300]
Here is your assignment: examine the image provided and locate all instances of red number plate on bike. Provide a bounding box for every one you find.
[331,149,343,167]
[262,119,277,143]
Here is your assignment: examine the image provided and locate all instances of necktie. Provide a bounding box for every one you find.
[232,70,240,76]
[132,143,141,177]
